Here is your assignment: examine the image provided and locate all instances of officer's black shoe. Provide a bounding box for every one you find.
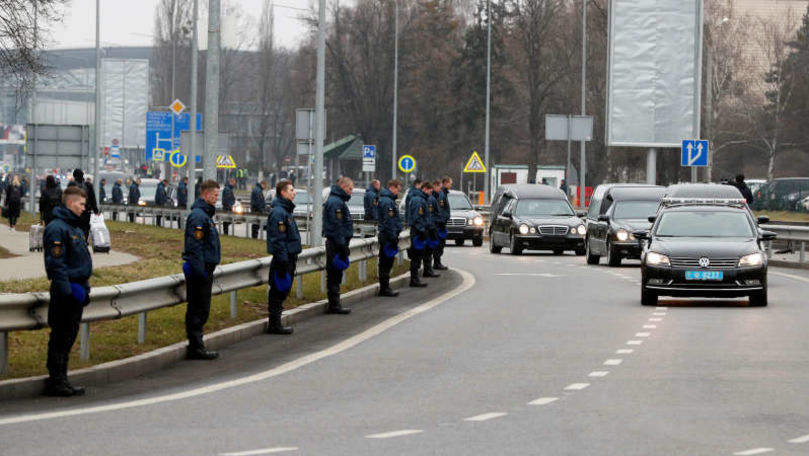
[66,381,86,396]
[433,263,449,270]
[423,271,441,278]
[379,287,399,297]
[186,347,219,360]
[326,305,351,315]
[44,378,82,397]
[410,278,428,288]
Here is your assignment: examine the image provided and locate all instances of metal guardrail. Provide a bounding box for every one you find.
[762,224,809,263]
[0,233,410,377]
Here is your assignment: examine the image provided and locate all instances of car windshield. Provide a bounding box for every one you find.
[613,201,660,220]
[655,211,754,237]
[294,191,311,204]
[139,184,157,200]
[348,193,364,207]
[448,194,473,210]
[514,199,574,217]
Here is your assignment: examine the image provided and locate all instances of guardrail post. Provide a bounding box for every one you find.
[79,323,90,361]
[359,259,367,282]
[230,291,238,319]
[321,271,326,293]
[397,249,404,266]
[801,241,806,263]
[0,331,8,377]
[137,312,147,344]
[766,241,773,259]
[296,275,303,299]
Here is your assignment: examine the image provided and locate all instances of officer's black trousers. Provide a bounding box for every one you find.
[46,289,84,380]
[185,270,214,349]
[268,255,297,315]
[433,237,446,265]
[408,247,424,280]
[325,239,344,305]
[378,244,395,289]
[251,222,263,239]
[128,210,136,223]
[423,246,435,274]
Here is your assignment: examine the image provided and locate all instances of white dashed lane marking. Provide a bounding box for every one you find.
[528,397,559,406]
[627,340,643,345]
[603,359,623,366]
[789,434,809,443]
[588,371,609,377]
[733,448,774,455]
[366,430,424,439]
[564,383,590,391]
[220,448,298,456]
[656,307,668,310]
[464,413,508,422]
[653,312,667,316]
[635,332,651,337]
[649,318,663,322]
[643,325,657,329]
[616,349,634,354]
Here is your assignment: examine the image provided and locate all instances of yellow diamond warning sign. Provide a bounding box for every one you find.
[216,155,237,169]
[463,151,486,173]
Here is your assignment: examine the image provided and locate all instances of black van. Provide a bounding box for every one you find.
[489,184,586,255]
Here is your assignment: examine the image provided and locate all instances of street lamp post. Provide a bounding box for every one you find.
[94,0,102,202]
[188,0,199,209]
[392,0,399,182]
[483,0,492,204]
[311,0,327,247]
[580,0,587,204]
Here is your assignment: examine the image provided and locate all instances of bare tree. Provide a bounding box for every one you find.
[151,0,193,108]
[0,0,67,81]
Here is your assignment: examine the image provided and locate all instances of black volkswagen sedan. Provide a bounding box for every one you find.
[489,184,586,255]
[636,204,776,307]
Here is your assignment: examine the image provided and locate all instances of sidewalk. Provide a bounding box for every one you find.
[0,228,139,282]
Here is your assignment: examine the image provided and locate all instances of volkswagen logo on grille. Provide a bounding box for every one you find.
[699,257,711,268]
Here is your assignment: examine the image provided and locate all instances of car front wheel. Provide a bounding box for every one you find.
[510,234,522,255]
[606,241,621,267]
[455,239,465,246]
[585,238,600,265]
[489,235,501,254]
[472,237,483,247]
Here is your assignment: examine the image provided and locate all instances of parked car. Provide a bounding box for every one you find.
[756,177,809,211]
[488,184,586,256]
[585,186,666,266]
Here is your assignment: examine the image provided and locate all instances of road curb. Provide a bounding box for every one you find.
[0,272,411,401]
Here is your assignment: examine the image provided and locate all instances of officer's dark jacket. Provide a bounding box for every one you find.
[266,197,302,263]
[176,182,187,207]
[363,186,378,220]
[70,180,98,214]
[44,206,93,299]
[128,182,140,205]
[222,183,236,210]
[322,185,354,247]
[426,192,439,231]
[112,183,123,203]
[407,188,429,235]
[377,188,402,245]
[182,198,221,278]
[99,185,106,204]
[155,182,168,206]
[437,187,451,226]
[39,186,62,225]
[251,183,267,212]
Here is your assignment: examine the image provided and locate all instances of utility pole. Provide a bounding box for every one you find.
[203,0,220,182]
[29,0,38,215]
[392,0,399,182]
[580,0,587,205]
[189,0,199,209]
[93,0,102,203]
[483,0,492,204]
[311,0,327,246]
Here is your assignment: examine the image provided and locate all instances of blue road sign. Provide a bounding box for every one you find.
[398,155,416,173]
[145,112,202,162]
[169,150,188,168]
[362,145,376,159]
[681,140,709,167]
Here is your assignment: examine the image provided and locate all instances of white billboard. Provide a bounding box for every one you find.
[606,0,703,148]
[101,59,149,149]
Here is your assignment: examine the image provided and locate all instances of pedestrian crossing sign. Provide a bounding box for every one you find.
[216,155,237,169]
[463,151,486,173]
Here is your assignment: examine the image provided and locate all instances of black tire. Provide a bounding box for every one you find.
[585,238,600,265]
[509,234,522,256]
[606,241,621,267]
[472,237,483,247]
[455,239,464,246]
[641,287,658,306]
[489,236,502,254]
[750,290,768,307]
[575,248,586,256]
[553,249,564,255]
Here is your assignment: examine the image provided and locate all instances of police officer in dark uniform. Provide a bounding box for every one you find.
[265,179,301,334]
[43,186,93,396]
[128,178,141,222]
[377,179,403,297]
[322,177,354,314]
[407,181,429,287]
[155,179,168,227]
[222,177,236,235]
[404,179,422,223]
[433,177,452,270]
[177,176,189,209]
[364,179,381,221]
[182,180,222,360]
[98,178,107,204]
[112,178,124,221]
[422,182,441,278]
[251,180,268,238]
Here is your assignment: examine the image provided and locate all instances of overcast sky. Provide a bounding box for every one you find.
[46,0,341,50]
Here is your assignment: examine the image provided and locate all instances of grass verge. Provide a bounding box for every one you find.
[755,211,809,223]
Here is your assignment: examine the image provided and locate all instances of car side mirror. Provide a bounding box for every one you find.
[577,210,587,218]
[633,230,649,240]
[757,216,770,225]
[502,211,512,219]
[648,215,657,223]
[760,230,777,241]
[598,214,610,222]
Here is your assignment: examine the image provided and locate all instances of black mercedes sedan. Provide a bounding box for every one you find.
[636,204,776,307]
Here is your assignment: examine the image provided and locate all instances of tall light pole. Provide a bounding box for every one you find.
[579,0,587,204]
[483,0,492,203]
[94,0,102,200]
[392,0,399,182]
[29,0,38,215]
[188,0,199,209]
[203,0,220,182]
[311,0,327,247]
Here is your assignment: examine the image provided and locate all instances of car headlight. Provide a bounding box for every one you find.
[738,252,764,267]
[576,224,586,236]
[233,205,245,215]
[138,199,146,206]
[473,216,483,226]
[616,229,629,241]
[518,224,530,235]
[646,251,670,266]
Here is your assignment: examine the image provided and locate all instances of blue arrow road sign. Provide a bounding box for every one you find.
[681,140,709,167]
[145,112,202,162]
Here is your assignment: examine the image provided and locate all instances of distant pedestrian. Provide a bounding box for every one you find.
[265,179,300,334]
[112,179,124,221]
[43,186,92,396]
[251,180,268,239]
[734,174,754,204]
[155,179,168,226]
[128,178,141,222]
[221,177,236,235]
[322,177,354,314]
[364,179,380,221]
[4,175,22,230]
[182,180,222,360]
[288,170,296,186]
[433,177,452,270]
[377,180,403,297]
[68,169,98,239]
[560,179,568,196]
[39,175,62,226]
[98,178,107,204]
[177,177,188,209]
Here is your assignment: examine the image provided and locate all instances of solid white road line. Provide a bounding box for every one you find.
[0,270,477,427]
[771,270,809,283]
[627,340,643,345]
[635,332,651,337]
[495,273,561,278]
[789,434,809,443]
[464,412,507,422]
[603,359,623,366]
[220,448,298,456]
[643,325,657,329]
[588,371,609,377]
[366,430,424,439]
[616,349,634,354]
[528,397,559,406]
[733,449,774,455]
[564,383,590,391]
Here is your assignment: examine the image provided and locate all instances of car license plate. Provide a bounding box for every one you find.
[685,271,724,281]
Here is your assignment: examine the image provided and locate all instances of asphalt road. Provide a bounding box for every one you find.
[1,244,809,456]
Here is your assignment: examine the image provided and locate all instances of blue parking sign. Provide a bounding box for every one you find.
[681,140,709,167]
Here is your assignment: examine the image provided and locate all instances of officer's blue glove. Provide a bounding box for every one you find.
[182,262,192,278]
[427,237,440,249]
[438,228,448,240]
[383,244,399,259]
[274,271,293,293]
[412,235,426,251]
[70,282,86,304]
[332,253,351,271]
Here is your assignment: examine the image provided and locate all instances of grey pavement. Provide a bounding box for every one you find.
[0,227,139,282]
[1,244,809,456]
